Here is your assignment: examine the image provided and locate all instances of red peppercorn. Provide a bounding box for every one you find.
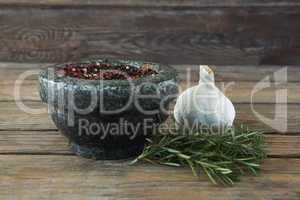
[60,62,157,80]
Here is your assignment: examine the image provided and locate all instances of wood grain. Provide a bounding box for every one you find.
[266,135,300,157]
[2,79,300,103]
[0,6,299,64]
[0,130,70,155]
[1,64,299,82]
[0,64,298,199]
[0,155,300,200]
[1,64,299,103]
[0,130,299,157]
[0,101,54,131]
[0,62,300,83]
[0,101,299,133]
[173,65,300,82]
[0,0,300,7]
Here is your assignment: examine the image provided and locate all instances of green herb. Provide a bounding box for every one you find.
[131,123,266,186]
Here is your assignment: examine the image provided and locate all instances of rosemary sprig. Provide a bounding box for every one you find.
[131,123,266,186]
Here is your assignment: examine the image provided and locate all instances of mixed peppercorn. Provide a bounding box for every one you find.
[58,62,158,80]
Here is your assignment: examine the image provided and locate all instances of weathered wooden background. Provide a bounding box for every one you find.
[0,0,300,65]
[1,1,300,200]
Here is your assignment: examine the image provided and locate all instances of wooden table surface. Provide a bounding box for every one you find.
[0,63,299,200]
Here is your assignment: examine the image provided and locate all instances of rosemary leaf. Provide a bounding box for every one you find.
[132,121,267,186]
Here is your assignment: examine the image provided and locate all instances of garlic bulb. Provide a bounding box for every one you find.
[174,65,235,130]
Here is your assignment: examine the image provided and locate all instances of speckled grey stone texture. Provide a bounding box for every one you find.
[39,59,178,160]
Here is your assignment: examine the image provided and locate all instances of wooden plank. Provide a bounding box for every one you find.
[0,101,299,133]
[234,103,300,133]
[0,0,300,7]
[0,155,300,200]
[266,135,300,157]
[0,101,55,131]
[0,7,299,64]
[0,130,299,157]
[1,64,299,82]
[0,130,70,155]
[2,79,300,103]
[1,64,299,102]
[173,65,300,82]
[172,81,300,104]
[0,80,39,101]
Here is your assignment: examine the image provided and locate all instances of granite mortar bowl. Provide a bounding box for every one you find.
[39,59,178,160]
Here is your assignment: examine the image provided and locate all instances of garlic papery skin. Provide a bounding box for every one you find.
[174,65,235,130]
